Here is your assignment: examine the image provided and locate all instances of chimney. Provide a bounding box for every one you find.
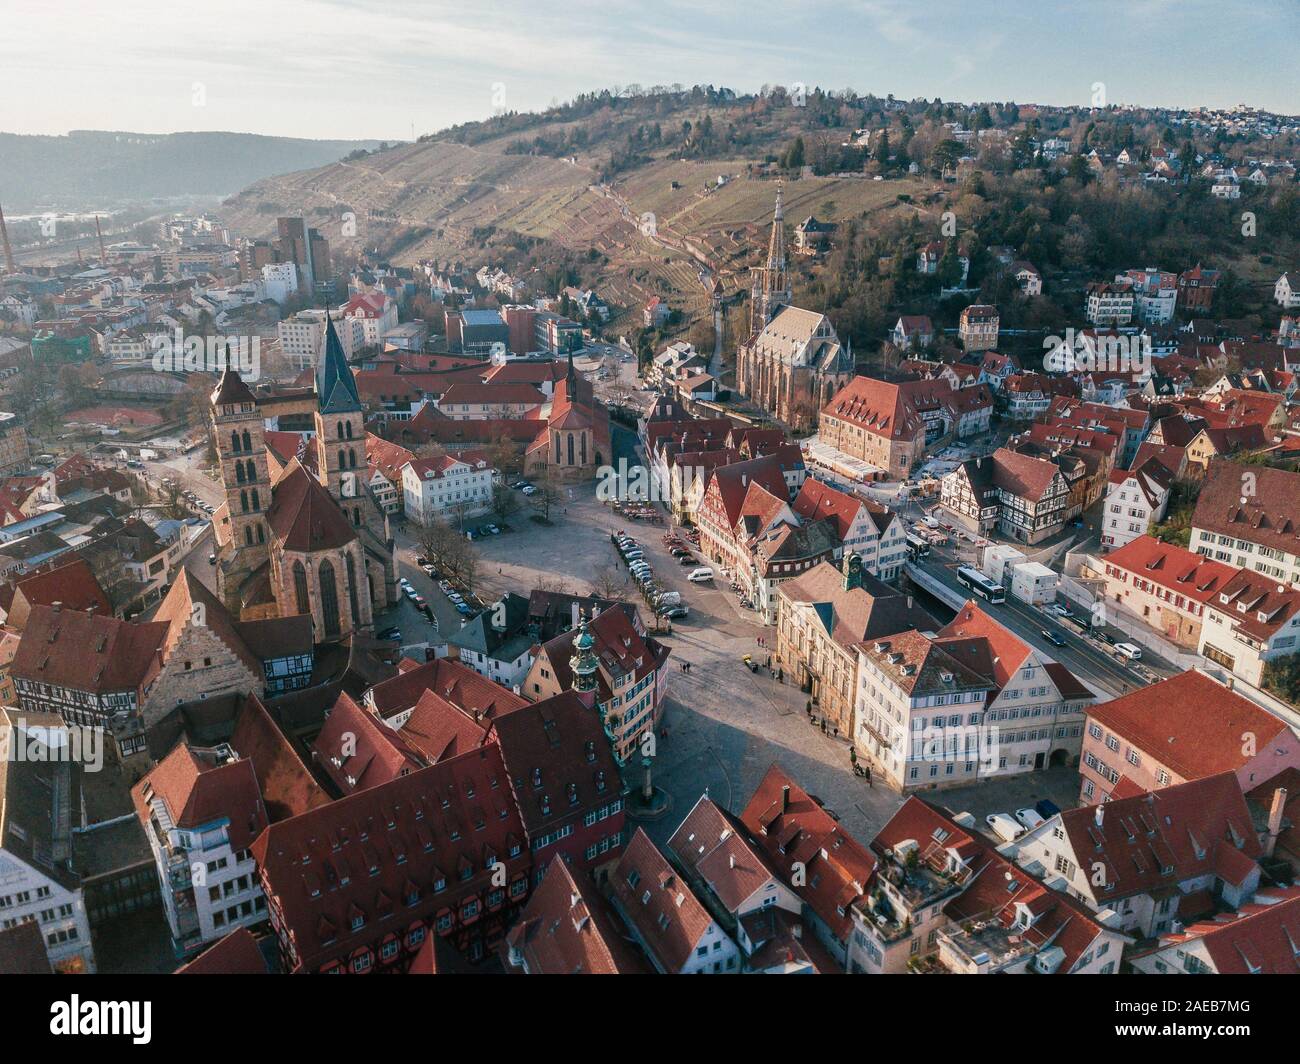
[1265,787,1288,858]
[781,784,790,813]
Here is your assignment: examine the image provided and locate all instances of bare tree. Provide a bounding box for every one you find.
[530,475,563,521]
[592,566,627,601]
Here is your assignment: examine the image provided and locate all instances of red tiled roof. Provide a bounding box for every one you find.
[1060,772,1261,900]
[176,927,272,974]
[505,855,649,974]
[251,745,531,973]
[12,605,166,694]
[311,691,423,796]
[1102,536,1238,606]
[668,795,782,914]
[1087,671,1293,781]
[1155,887,1300,974]
[229,694,330,822]
[266,459,357,552]
[609,828,718,972]
[133,744,268,853]
[740,764,876,945]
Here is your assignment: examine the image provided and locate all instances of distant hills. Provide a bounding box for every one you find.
[0,130,390,209]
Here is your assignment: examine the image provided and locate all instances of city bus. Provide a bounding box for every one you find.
[905,532,932,558]
[956,565,1006,603]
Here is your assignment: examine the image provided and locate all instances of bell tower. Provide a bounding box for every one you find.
[314,313,366,505]
[569,613,600,706]
[211,367,270,555]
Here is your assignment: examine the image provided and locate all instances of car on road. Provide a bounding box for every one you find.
[521,485,537,496]
[1114,641,1143,661]
[455,602,473,615]
[1015,808,1046,831]
[411,594,427,609]
[1041,629,1067,648]
[420,564,439,577]
[1045,603,1070,618]
[679,555,697,566]
[985,813,1024,842]
[658,605,688,619]
[439,580,453,593]
[1035,799,1062,819]
[448,591,465,605]
[687,567,714,583]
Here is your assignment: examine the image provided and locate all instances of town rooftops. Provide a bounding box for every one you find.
[739,763,876,945]
[667,794,782,914]
[132,742,269,854]
[1058,771,1260,900]
[856,628,992,698]
[1148,886,1300,974]
[1193,458,1300,556]
[1103,536,1238,606]
[505,854,648,974]
[1087,670,1293,782]
[609,827,717,973]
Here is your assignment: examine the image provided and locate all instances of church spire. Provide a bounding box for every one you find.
[316,312,362,415]
[569,612,599,693]
[750,181,791,336]
[565,346,578,396]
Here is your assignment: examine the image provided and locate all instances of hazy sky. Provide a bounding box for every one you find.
[2,0,1295,141]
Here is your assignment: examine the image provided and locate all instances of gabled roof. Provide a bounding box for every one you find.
[506,855,649,974]
[778,561,936,651]
[266,458,358,552]
[367,657,526,723]
[132,743,268,853]
[251,746,530,973]
[792,477,896,540]
[704,456,791,527]
[229,694,330,822]
[1102,536,1237,606]
[11,604,166,694]
[1060,772,1261,901]
[492,692,621,840]
[1193,458,1300,557]
[1087,671,1293,781]
[1152,887,1300,974]
[739,763,876,943]
[667,794,782,914]
[312,691,424,795]
[176,927,275,974]
[610,828,718,972]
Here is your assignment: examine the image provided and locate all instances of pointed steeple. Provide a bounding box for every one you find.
[210,365,255,407]
[316,313,362,415]
[565,346,578,396]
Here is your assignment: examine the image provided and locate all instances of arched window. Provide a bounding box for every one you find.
[337,421,344,440]
[319,560,340,639]
[245,527,253,546]
[293,561,309,615]
[580,432,587,465]
[250,488,260,512]
[240,489,249,513]
[338,449,346,471]
[242,429,251,452]
[567,433,575,466]
[345,421,354,440]
[231,431,241,454]
[345,554,360,628]
[245,459,256,483]
[348,448,356,469]
[235,463,246,484]
[256,524,265,544]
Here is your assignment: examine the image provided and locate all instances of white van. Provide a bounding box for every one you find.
[1114,641,1143,661]
[985,813,1023,843]
[687,567,714,583]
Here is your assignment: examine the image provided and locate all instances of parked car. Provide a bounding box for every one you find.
[1015,808,1046,831]
[679,555,697,566]
[378,626,402,641]
[985,813,1024,843]
[1114,641,1143,661]
[659,605,688,619]
[1045,603,1070,618]
[687,567,714,583]
[1041,629,1067,648]
[455,603,473,615]
[1035,799,1062,820]
[421,564,438,577]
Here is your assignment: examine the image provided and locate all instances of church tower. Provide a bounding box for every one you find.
[211,367,270,556]
[570,613,600,706]
[314,314,367,517]
[749,181,791,336]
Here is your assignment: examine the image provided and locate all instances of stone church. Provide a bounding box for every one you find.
[736,184,855,430]
[209,315,398,641]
